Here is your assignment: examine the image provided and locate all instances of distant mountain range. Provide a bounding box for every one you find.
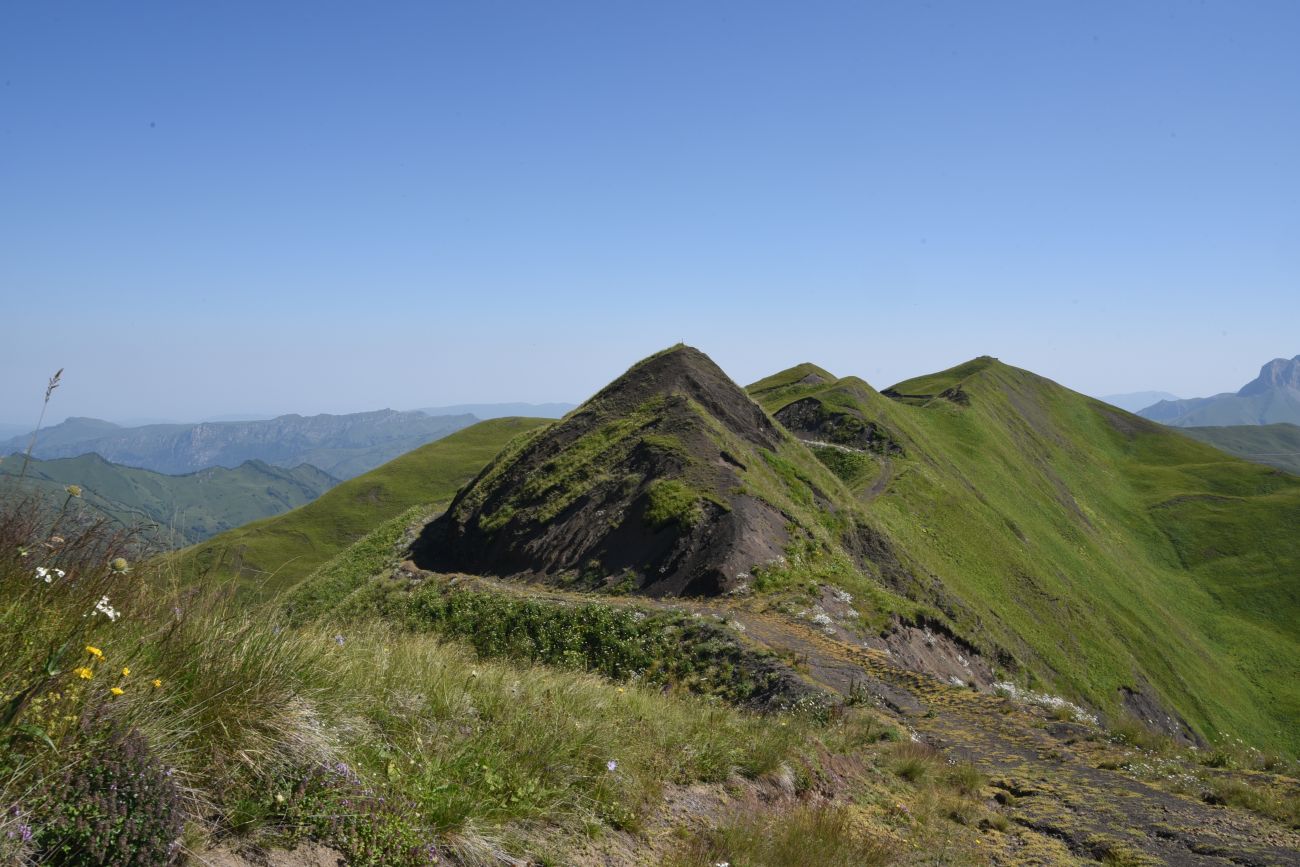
[1098,391,1181,413]
[416,402,574,419]
[0,410,477,480]
[0,453,337,547]
[1137,355,1300,426]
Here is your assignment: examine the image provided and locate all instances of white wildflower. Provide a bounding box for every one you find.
[35,566,65,583]
[93,595,121,622]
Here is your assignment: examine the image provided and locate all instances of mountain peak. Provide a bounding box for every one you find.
[747,363,837,396]
[1238,355,1300,397]
[582,344,782,450]
[411,345,809,596]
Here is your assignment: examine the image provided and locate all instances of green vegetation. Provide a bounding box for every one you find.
[0,452,337,547]
[1180,422,1300,475]
[751,358,1300,755]
[172,417,551,597]
[302,574,795,705]
[1,485,1015,866]
[809,443,874,484]
[643,478,704,529]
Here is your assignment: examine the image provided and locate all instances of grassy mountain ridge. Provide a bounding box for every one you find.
[393,347,1300,753]
[173,417,552,597]
[749,356,1300,754]
[0,452,336,546]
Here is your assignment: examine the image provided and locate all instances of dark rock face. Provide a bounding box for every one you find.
[774,397,904,455]
[412,346,794,597]
[1238,355,1300,396]
[1118,685,1206,747]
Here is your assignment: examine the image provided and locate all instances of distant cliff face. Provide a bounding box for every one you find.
[1,410,477,479]
[1237,355,1300,397]
[1137,355,1300,427]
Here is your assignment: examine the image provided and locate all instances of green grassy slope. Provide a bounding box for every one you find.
[752,359,1300,754]
[173,417,551,596]
[1180,423,1300,475]
[0,452,336,546]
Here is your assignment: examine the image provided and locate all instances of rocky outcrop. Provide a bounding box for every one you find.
[412,346,800,596]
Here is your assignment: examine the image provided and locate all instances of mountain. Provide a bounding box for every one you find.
[16,355,1298,867]
[0,453,336,547]
[1137,355,1300,426]
[1098,390,1180,412]
[1181,423,1300,476]
[174,416,551,596]
[412,346,864,597]
[0,410,477,479]
[417,402,575,419]
[406,346,1299,755]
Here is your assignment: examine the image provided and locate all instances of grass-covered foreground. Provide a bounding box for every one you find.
[0,490,1018,866]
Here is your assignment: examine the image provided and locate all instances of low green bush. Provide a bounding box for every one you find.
[36,720,184,866]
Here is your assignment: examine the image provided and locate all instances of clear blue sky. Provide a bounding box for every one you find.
[2,1,1297,423]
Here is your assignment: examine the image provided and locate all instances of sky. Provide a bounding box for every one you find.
[2,1,1297,424]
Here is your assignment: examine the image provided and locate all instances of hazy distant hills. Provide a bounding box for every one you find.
[0,410,477,479]
[415,402,574,419]
[1098,391,1180,413]
[1137,355,1300,426]
[0,452,337,547]
[174,417,551,592]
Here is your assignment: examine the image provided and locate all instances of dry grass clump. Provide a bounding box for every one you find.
[667,802,898,867]
[887,740,943,783]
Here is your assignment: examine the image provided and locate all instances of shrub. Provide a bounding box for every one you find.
[35,720,183,866]
[944,761,987,796]
[888,741,942,783]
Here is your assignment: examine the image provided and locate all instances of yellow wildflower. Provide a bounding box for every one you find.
[75,667,93,680]
[110,557,129,573]
[85,645,103,659]
[152,678,162,688]
[121,667,130,677]
[110,687,124,696]
[65,484,82,498]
